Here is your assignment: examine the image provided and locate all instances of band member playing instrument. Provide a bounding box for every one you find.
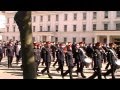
[76,42,87,78]
[88,42,102,79]
[103,43,118,79]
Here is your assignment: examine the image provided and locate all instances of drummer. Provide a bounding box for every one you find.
[88,42,103,79]
[103,43,118,79]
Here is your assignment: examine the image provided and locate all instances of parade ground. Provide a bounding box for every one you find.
[0,57,120,79]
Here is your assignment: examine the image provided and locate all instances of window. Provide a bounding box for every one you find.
[116,11,120,17]
[73,37,76,43]
[116,23,120,30]
[33,16,36,22]
[6,36,9,40]
[64,14,68,21]
[64,25,67,32]
[73,25,77,31]
[93,24,96,30]
[104,24,108,30]
[13,26,15,32]
[48,26,50,31]
[74,13,77,20]
[33,26,36,32]
[93,12,97,19]
[83,12,86,20]
[55,37,58,43]
[13,36,15,41]
[48,15,51,21]
[82,37,86,42]
[7,18,9,24]
[55,25,58,32]
[92,38,95,44]
[40,26,42,31]
[32,37,35,42]
[83,24,86,31]
[64,37,67,43]
[40,16,43,22]
[56,15,59,21]
[7,26,9,32]
[104,11,108,18]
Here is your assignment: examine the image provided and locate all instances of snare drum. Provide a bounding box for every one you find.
[84,57,92,64]
[115,59,120,66]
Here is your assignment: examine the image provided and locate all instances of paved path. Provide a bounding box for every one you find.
[0,57,120,79]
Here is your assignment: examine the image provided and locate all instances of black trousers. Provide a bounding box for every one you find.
[16,55,21,64]
[0,53,3,62]
[41,62,51,77]
[73,59,80,75]
[77,61,86,78]
[52,52,55,61]
[105,62,110,70]
[88,67,102,79]
[56,62,64,76]
[104,65,117,79]
[64,66,73,79]
[53,59,58,67]
[8,56,13,68]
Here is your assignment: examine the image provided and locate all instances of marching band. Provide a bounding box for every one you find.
[0,39,120,79]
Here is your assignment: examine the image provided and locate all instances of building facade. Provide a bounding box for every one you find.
[1,11,120,44]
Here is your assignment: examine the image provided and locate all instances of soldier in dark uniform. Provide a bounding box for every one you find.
[41,42,52,79]
[0,43,3,64]
[88,42,102,79]
[51,42,57,62]
[73,44,81,76]
[6,42,15,68]
[63,45,74,79]
[103,43,118,79]
[14,42,21,65]
[33,43,41,75]
[56,43,66,78]
[76,42,87,78]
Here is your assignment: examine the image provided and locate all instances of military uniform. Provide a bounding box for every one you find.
[63,50,74,79]
[6,45,15,68]
[56,47,65,78]
[41,46,52,78]
[88,47,102,79]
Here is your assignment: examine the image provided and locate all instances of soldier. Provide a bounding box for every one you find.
[103,43,118,79]
[63,45,74,79]
[14,42,21,65]
[56,43,66,78]
[6,42,15,68]
[0,43,3,64]
[51,42,57,62]
[76,42,87,78]
[41,42,52,79]
[88,42,102,79]
[73,43,81,76]
[33,43,41,75]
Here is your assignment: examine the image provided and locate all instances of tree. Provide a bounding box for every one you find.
[14,11,37,79]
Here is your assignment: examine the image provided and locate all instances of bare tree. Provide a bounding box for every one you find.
[14,11,37,79]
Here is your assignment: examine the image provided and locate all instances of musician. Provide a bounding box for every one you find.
[6,42,15,68]
[76,42,87,78]
[63,45,74,79]
[103,43,118,79]
[41,42,52,79]
[56,43,66,78]
[88,42,102,79]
